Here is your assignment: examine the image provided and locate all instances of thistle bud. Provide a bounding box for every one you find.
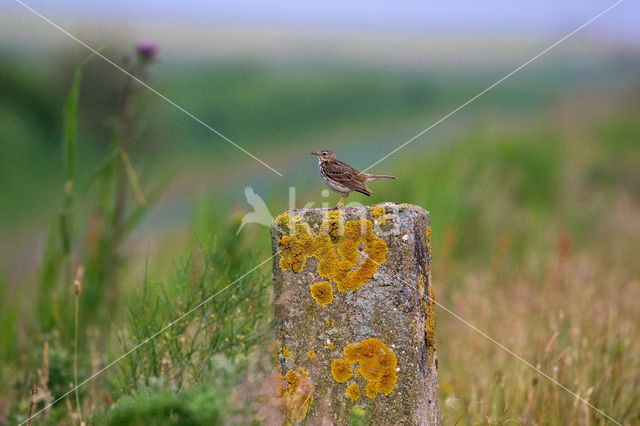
[136,41,158,63]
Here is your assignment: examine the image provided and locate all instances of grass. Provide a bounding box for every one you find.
[0,48,639,424]
[409,102,640,424]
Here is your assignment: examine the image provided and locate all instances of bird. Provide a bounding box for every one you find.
[237,186,274,234]
[311,150,396,208]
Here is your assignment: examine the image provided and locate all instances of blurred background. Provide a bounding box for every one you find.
[1,1,639,424]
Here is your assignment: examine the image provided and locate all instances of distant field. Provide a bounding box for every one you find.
[1,44,636,227]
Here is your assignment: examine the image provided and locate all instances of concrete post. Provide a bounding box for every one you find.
[271,203,439,425]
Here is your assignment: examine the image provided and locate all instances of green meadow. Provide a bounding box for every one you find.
[0,43,639,424]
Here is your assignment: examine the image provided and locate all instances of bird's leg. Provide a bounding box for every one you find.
[335,194,348,209]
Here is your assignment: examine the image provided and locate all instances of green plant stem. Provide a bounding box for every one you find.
[73,292,82,424]
[119,147,146,206]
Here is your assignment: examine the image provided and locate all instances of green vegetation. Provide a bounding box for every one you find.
[0,45,638,424]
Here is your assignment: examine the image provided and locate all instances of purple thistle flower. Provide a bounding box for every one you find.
[136,41,158,62]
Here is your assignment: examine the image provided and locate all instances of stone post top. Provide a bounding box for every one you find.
[273,202,429,224]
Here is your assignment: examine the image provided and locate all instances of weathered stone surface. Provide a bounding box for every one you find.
[271,203,440,425]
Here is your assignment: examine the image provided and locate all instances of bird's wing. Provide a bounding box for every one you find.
[325,161,371,195]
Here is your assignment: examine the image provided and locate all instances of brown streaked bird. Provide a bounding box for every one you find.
[311,150,396,208]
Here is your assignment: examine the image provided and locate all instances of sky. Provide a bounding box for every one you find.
[3,0,639,42]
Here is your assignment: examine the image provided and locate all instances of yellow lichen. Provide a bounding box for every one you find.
[284,369,299,387]
[307,349,316,359]
[327,343,335,350]
[425,225,432,258]
[368,205,385,217]
[346,383,361,402]
[379,372,398,395]
[274,212,292,229]
[364,382,379,399]
[277,215,316,272]
[331,338,398,399]
[368,205,387,225]
[331,358,354,383]
[278,211,388,293]
[298,367,309,378]
[424,285,437,364]
[309,281,334,306]
[280,368,314,420]
[323,209,344,239]
[282,346,293,359]
[417,274,425,298]
[274,340,280,366]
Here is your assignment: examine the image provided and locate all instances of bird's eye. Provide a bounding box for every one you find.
[322,152,327,156]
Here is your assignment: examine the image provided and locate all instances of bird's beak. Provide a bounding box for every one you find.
[310,152,319,156]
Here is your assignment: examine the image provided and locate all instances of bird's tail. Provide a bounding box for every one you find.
[365,174,396,181]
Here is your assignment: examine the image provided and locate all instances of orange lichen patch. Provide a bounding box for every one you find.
[379,372,398,395]
[426,286,436,345]
[274,341,280,366]
[298,367,309,378]
[284,369,300,388]
[331,359,354,383]
[368,205,385,217]
[280,368,314,420]
[274,212,292,229]
[323,209,344,239]
[278,234,313,273]
[316,218,388,293]
[425,225,432,258]
[332,338,398,399]
[277,214,316,272]
[424,285,437,364]
[282,346,293,359]
[307,349,316,359]
[278,211,388,293]
[364,382,379,399]
[368,205,387,224]
[346,383,361,402]
[309,281,334,306]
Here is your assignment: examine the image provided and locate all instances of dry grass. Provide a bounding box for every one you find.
[436,193,640,424]
[440,258,638,423]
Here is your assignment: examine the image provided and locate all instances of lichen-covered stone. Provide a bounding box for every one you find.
[271,203,440,425]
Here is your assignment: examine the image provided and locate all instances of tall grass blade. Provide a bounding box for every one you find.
[59,66,82,257]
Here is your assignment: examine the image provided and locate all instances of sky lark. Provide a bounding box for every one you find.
[311,150,396,208]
